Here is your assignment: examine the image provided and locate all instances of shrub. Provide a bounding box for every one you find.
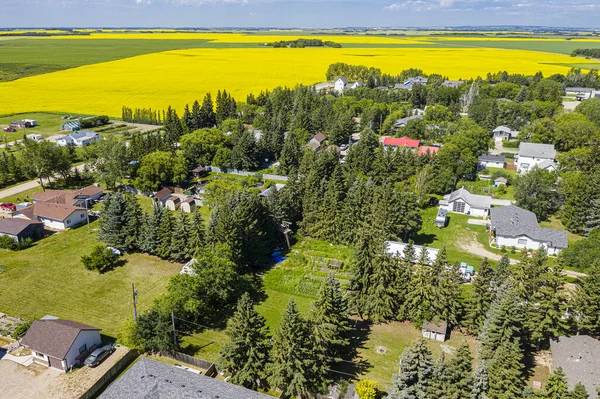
[0,236,32,251]
[81,245,118,272]
[511,246,516,254]
[355,379,378,399]
[12,321,32,339]
[501,245,507,253]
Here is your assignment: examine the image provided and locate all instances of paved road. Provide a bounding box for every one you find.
[0,164,87,200]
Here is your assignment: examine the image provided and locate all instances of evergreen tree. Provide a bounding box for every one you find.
[164,106,184,147]
[367,250,400,322]
[219,293,271,390]
[432,250,463,326]
[430,353,452,399]
[310,273,351,362]
[267,299,326,398]
[406,247,435,325]
[182,103,193,132]
[386,340,434,399]
[575,260,600,335]
[139,202,164,255]
[492,254,511,291]
[279,130,302,176]
[446,342,473,399]
[156,210,175,259]
[170,211,191,262]
[487,338,525,399]
[471,360,489,399]
[132,309,179,353]
[199,93,217,128]
[466,258,494,334]
[99,192,142,251]
[570,382,589,399]
[191,99,202,130]
[544,367,569,399]
[189,208,206,253]
[349,227,380,317]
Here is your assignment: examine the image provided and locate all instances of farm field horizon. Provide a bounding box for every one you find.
[2,31,600,117]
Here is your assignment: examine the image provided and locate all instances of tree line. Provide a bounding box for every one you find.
[267,38,342,48]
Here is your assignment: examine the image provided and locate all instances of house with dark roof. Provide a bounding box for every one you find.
[153,187,173,206]
[21,318,102,371]
[99,357,272,399]
[516,142,557,174]
[442,80,464,89]
[551,335,600,398]
[395,76,429,91]
[392,114,423,129]
[489,205,568,255]
[0,218,44,242]
[439,187,492,217]
[422,321,449,342]
[14,202,88,230]
[478,154,506,170]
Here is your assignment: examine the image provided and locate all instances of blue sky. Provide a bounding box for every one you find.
[2,0,600,28]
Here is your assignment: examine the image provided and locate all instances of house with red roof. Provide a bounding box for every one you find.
[382,136,420,149]
[416,146,440,156]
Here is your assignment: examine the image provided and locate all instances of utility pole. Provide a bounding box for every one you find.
[132,282,138,321]
[171,311,177,347]
[85,198,91,232]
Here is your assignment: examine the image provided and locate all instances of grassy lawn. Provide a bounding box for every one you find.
[0,220,181,338]
[416,207,487,268]
[0,112,71,141]
[0,186,40,204]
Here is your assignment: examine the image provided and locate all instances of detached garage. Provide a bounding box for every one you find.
[20,318,102,372]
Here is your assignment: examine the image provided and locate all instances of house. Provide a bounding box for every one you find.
[98,357,273,399]
[550,335,600,398]
[536,159,558,173]
[0,218,44,242]
[422,321,449,342]
[385,241,439,265]
[180,197,197,213]
[516,142,557,174]
[31,185,104,207]
[416,146,440,156]
[23,119,37,127]
[56,130,100,147]
[334,76,349,93]
[396,76,429,91]
[392,114,423,129]
[10,120,32,129]
[347,80,364,90]
[60,120,80,131]
[191,166,208,178]
[165,196,181,211]
[492,126,519,141]
[382,136,420,150]
[26,133,43,142]
[478,154,506,170]
[435,208,448,228]
[489,205,568,255]
[307,133,327,151]
[20,318,102,372]
[259,183,285,198]
[14,202,88,230]
[442,80,463,88]
[153,187,173,206]
[439,187,492,217]
[494,176,508,187]
[565,87,595,101]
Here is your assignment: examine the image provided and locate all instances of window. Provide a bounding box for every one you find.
[78,344,87,354]
[67,219,71,225]
[518,238,527,246]
[81,214,85,219]
[452,201,466,213]
[35,352,44,358]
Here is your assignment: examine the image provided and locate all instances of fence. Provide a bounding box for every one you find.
[206,166,288,182]
[159,351,218,377]
[79,349,139,399]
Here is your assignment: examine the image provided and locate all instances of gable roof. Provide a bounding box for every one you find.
[336,76,348,84]
[416,146,439,156]
[0,218,43,236]
[32,190,67,202]
[422,320,448,334]
[518,142,556,160]
[493,125,514,133]
[445,187,492,209]
[385,240,439,265]
[478,154,506,163]
[99,357,272,399]
[393,114,423,128]
[312,132,326,143]
[67,130,99,141]
[21,319,100,360]
[490,205,568,249]
[536,159,556,170]
[18,202,85,222]
[551,335,600,398]
[383,136,420,148]
[154,187,173,200]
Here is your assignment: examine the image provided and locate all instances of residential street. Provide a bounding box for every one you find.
[0,164,88,200]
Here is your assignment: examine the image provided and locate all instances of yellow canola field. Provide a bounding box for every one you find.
[0,46,596,117]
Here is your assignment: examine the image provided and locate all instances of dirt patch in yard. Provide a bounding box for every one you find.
[0,361,61,399]
[458,239,518,265]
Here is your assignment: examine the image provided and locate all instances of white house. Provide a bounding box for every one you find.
[57,130,100,147]
[385,241,439,265]
[478,154,505,170]
[26,133,43,142]
[516,142,557,174]
[14,202,88,230]
[21,318,102,372]
[489,205,568,255]
[333,76,349,93]
[492,126,519,141]
[439,187,492,217]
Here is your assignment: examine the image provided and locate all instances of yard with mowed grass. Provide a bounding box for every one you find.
[0,220,182,338]
[0,112,74,142]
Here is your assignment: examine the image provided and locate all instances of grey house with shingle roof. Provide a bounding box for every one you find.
[99,357,272,399]
[439,187,492,217]
[516,142,557,174]
[490,205,568,255]
[551,335,600,398]
[21,318,102,371]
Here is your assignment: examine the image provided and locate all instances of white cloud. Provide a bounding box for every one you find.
[385,0,437,11]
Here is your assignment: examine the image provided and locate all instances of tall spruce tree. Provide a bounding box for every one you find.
[170,211,191,262]
[156,210,175,259]
[279,131,302,176]
[432,249,463,326]
[575,260,600,335]
[446,342,473,399]
[487,338,525,399]
[570,382,589,399]
[139,202,164,255]
[386,339,434,399]
[191,100,202,130]
[219,293,271,390]
[182,103,193,132]
[349,227,380,317]
[99,192,142,251]
[492,254,511,291]
[189,208,206,253]
[465,258,494,334]
[367,250,400,322]
[471,360,489,399]
[310,273,351,362]
[543,367,569,399]
[267,299,326,398]
[199,93,217,128]
[406,247,435,325]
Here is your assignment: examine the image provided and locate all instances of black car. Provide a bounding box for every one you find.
[84,345,114,367]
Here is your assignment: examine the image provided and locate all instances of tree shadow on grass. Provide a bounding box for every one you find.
[328,318,373,383]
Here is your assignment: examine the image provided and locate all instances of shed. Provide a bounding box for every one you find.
[180,197,197,213]
[0,218,44,242]
[422,320,449,342]
[165,196,181,211]
[494,177,508,187]
[191,166,208,178]
[435,208,448,228]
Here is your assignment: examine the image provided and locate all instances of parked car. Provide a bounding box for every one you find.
[84,345,114,367]
[0,202,16,211]
[3,127,16,132]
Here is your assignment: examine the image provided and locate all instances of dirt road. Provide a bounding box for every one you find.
[0,164,87,201]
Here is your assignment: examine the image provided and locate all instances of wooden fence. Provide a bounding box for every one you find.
[159,351,218,377]
[79,349,139,399]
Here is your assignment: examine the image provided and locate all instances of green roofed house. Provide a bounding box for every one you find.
[60,120,80,131]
